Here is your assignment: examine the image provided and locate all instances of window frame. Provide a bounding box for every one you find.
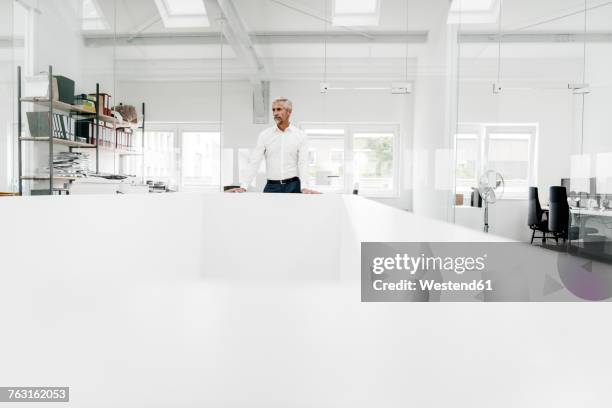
[454,131,481,196]
[145,122,222,192]
[300,122,401,198]
[455,123,538,200]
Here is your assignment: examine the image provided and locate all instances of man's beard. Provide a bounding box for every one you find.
[274,117,282,123]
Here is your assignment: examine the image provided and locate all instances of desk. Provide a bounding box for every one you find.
[540,206,612,240]
[571,208,612,217]
[541,206,612,217]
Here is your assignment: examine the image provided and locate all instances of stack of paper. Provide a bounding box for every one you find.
[37,152,91,178]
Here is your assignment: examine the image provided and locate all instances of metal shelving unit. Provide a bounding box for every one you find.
[17,65,147,195]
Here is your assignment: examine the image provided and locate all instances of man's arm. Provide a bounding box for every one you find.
[297,133,320,194]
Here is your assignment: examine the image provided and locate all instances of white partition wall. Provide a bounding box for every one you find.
[200,194,341,282]
[2,193,612,407]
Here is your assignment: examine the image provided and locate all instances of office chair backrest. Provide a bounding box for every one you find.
[548,186,570,234]
[528,187,543,227]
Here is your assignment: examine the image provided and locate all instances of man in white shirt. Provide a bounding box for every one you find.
[227,97,320,194]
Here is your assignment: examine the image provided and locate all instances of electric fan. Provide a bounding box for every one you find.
[478,170,505,233]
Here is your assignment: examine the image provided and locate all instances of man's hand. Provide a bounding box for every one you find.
[302,188,321,194]
[225,188,246,193]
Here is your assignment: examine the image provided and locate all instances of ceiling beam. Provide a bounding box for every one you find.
[205,0,270,123]
[83,31,429,47]
[460,32,612,44]
[207,0,268,81]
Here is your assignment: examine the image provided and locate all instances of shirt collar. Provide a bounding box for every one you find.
[275,123,294,133]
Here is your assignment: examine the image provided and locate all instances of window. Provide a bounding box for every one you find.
[305,129,346,193]
[144,130,178,189]
[455,133,479,193]
[181,131,220,191]
[81,0,109,31]
[153,0,209,28]
[142,123,224,192]
[487,133,532,197]
[301,123,400,197]
[447,0,500,24]
[353,133,395,195]
[454,124,537,200]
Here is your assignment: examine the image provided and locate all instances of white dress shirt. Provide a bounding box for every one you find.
[241,124,310,190]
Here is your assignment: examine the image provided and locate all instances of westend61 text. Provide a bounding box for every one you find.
[372,279,493,292]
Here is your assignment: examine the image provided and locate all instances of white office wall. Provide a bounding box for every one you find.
[456,200,530,242]
[582,45,612,155]
[34,0,85,90]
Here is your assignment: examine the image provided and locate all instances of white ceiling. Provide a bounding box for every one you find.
[6,0,612,78]
[84,0,612,62]
[98,0,440,34]
[457,0,612,33]
[94,0,612,35]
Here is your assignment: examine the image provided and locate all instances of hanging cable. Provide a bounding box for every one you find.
[404,0,409,82]
[219,19,224,192]
[323,0,328,85]
[580,0,587,155]
[496,0,503,86]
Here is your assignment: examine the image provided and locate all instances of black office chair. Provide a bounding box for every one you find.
[548,186,570,243]
[528,187,550,244]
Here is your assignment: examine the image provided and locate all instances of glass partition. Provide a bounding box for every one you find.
[575,1,612,260]
[11,0,121,195]
[219,0,415,206]
[453,0,612,262]
[0,0,17,193]
[110,0,222,192]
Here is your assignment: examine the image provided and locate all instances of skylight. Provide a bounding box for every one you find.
[82,0,109,31]
[447,0,500,24]
[332,0,380,27]
[450,0,496,12]
[334,0,378,14]
[154,0,210,28]
[164,0,207,16]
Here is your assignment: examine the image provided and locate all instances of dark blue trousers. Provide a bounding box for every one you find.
[263,179,302,193]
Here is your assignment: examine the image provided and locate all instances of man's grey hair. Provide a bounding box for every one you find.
[272,97,293,111]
